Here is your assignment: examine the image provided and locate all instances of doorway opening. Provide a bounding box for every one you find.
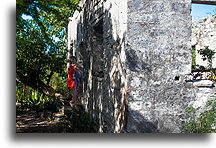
[191,1,216,80]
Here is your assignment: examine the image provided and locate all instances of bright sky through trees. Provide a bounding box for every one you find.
[21,14,33,20]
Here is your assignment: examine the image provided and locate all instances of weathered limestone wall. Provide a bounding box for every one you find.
[190,81,215,113]
[68,0,128,133]
[68,0,215,133]
[126,0,196,133]
[192,15,216,68]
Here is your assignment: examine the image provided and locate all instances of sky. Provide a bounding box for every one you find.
[192,3,216,21]
[22,14,33,20]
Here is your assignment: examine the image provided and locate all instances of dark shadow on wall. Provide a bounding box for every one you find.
[65,0,145,133]
[71,2,129,133]
[127,110,158,133]
[101,8,126,132]
[126,48,152,73]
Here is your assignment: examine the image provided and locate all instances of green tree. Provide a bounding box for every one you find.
[198,46,216,69]
[16,0,79,97]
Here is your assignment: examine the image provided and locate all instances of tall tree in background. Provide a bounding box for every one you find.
[16,0,79,97]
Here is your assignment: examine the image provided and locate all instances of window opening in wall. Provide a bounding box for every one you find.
[90,18,104,123]
[92,19,104,77]
[93,20,103,40]
[191,2,216,81]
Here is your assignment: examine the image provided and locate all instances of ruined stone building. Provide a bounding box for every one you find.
[192,15,216,68]
[67,0,216,133]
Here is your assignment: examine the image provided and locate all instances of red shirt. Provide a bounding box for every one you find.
[68,64,81,88]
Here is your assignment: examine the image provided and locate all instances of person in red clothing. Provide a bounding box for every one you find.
[68,56,82,105]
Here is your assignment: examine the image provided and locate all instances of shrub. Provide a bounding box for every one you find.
[183,97,216,133]
[16,83,62,113]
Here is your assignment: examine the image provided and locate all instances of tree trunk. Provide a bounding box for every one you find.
[16,74,64,102]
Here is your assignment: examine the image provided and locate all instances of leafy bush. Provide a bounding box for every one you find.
[64,105,98,133]
[198,46,215,69]
[49,72,68,96]
[183,97,216,133]
[16,83,62,113]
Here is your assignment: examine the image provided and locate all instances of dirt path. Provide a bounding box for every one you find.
[16,102,97,133]
[16,110,65,133]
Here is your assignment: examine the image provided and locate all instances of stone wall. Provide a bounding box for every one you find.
[192,15,216,68]
[68,0,215,133]
[68,0,128,133]
[126,0,196,133]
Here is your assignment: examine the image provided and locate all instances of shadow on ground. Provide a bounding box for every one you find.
[16,102,98,133]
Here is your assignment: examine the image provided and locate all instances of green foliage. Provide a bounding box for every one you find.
[192,46,196,69]
[16,0,79,94]
[64,105,98,133]
[16,83,62,113]
[49,72,68,95]
[183,97,216,133]
[198,46,215,68]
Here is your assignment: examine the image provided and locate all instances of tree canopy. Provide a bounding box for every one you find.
[16,0,79,96]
